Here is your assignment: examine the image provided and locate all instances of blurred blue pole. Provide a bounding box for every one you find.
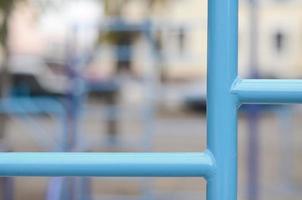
[247,0,260,199]
[276,107,294,191]
[247,105,260,200]
[2,176,13,200]
[56,25,83,200]
[141,20,157,200]
[46,177,64,200]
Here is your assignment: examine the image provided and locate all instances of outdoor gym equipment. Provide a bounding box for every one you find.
[1,1,301,200]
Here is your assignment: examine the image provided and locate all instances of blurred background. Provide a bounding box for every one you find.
[0,0,301,200]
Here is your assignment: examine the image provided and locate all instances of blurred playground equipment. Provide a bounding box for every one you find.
[0,0,300,200]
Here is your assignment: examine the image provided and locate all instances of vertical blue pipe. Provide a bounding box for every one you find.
[142,21,156,200]
[2,176,13,200]
[207,0,238,200]
[247,105,260,200]
[247,0,260,199]
[277,107,293,190]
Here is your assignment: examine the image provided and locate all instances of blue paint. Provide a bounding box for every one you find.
[232,79,302,104]
[0,152,215,177]
[207,0,238,200]
[0,97,64,115]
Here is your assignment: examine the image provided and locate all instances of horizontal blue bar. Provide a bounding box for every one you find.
[231,79,302,104]
[0,98,64,115]
[0,152,215,177]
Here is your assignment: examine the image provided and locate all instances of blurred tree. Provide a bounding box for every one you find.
[147,0,169,10]
[103,0,129,16]
[0,0,24,97]
[0,1,14,46]
[103,0,169,16]
[0,0,61,94]
[0,0,23,141]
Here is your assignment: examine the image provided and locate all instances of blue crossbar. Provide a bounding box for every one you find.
[0,98,64,114]
[0,152,215,177]
[232,79,302,103]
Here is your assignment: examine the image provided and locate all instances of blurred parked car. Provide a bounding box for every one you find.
[183,80,206,113]
[160,80,206,113]
[8,55,69,97]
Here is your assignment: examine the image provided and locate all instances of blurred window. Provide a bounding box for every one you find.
[178,28,186,52]
[273,31,285,53]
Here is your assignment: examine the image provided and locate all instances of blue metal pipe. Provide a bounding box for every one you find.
[246,105,260,200]
[207,0,238,199]
[0,98,64,114]
[232,79,302,104]
[0,152,215,177]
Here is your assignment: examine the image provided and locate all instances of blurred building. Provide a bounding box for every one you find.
[4,0,302,81]
[87,0,302,80]
[239,0,302,78]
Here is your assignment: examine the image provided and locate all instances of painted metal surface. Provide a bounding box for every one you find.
[232,79,302,104]
[0,152,215,177]
[207,0,239,200]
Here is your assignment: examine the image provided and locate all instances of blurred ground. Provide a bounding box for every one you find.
[2,102,302,200]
